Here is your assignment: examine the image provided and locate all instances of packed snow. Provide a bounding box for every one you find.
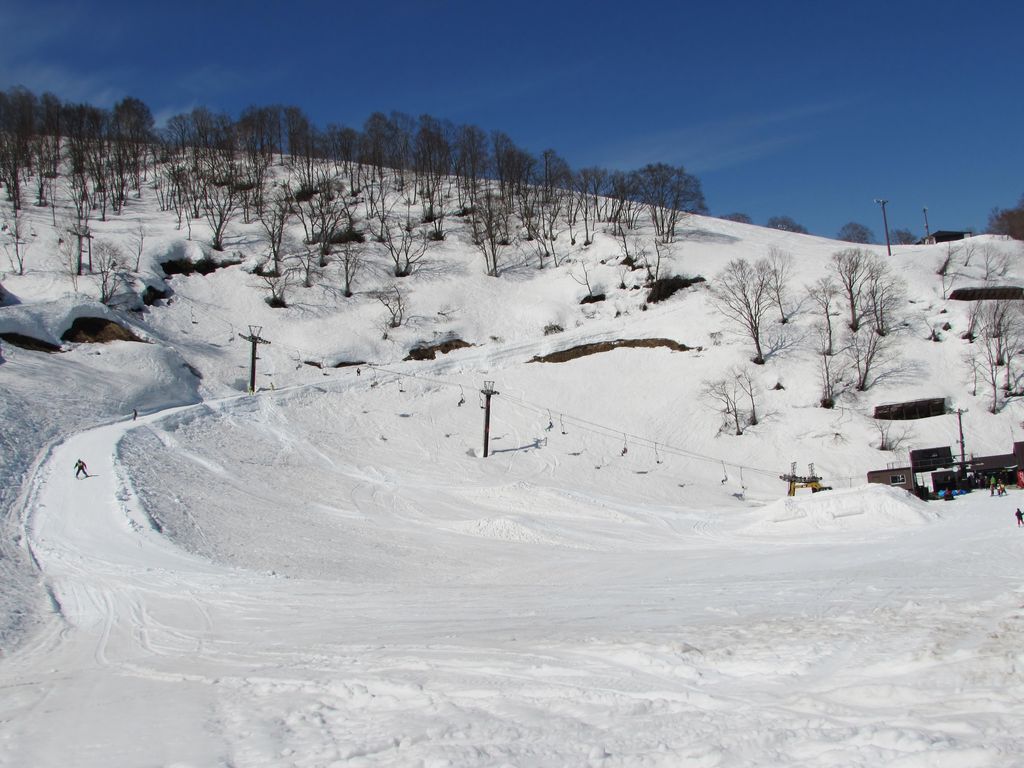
[2,166,1024,766]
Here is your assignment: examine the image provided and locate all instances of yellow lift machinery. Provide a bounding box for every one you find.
[780,462,832,496]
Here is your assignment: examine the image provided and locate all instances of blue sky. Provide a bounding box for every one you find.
[2,0,1021,239]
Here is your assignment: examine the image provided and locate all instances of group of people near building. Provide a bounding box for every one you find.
[990,476,1009,496]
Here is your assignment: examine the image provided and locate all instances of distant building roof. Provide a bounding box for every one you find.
[873,397,947,420]
[918,230,973,245]
[909,446,955,474]
[949,286,1024,301]
[968,453,1018,471]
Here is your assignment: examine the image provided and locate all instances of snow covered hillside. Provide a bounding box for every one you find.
[2,159,1024,766]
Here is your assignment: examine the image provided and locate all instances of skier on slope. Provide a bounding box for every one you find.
[1016,508,1023,527]
[74,459,89,479]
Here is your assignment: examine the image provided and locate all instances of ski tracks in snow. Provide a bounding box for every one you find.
[5,393,1024,766]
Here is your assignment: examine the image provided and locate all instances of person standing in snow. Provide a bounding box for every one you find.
[74,459,89,478]
[1016,508,1023,527]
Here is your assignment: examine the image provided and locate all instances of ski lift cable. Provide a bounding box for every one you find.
[501,393,775,474]
[508,399,783,479]
[499,392,784,476]
[499,397,627,444]
[333,365,788,478]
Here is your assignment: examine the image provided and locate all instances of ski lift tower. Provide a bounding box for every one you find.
[481,380,499,457]
[239,325,270,394]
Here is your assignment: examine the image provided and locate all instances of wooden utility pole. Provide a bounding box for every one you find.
[481,380,499,457]
[239,325,270,393]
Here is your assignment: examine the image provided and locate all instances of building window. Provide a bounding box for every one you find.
[890,474,906,485]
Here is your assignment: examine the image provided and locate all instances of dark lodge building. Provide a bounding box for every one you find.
[867,443,1024,498]
[917,230,973,245]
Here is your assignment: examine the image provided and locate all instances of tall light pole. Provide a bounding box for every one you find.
[922,206,931,241]
[874,198,891,256]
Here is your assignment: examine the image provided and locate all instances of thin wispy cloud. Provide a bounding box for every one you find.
[593,99,855,173]
[1,63,125,107]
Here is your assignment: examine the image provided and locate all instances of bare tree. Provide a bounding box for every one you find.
[936,244,957,277]
[941,269,958,301]
[257,187,292,275]
[531,163,569,268]
[573,167,604,246]
[702,376,745,435]
[733,366,762,426]
[607,170,645,233]
[846,321,898,391]
[806,276,841,356]
[872,419,913,451]
[963,300,983,341]
[0,86,37,212]
[381,213,430,277]
[453,123,489,211]
[636,162,705,243]
[960,240,977,267]
[290,247,321,289]
[376,284,406,328]
[336,241,362,297]
[972,329,1003,413]
[970,300,1024,407]
[58,231,80,291]
[765,247,794,324]
[289,166,350,264]
[864,259,905,336]
[1000,303,1024,394]
[413,114,451,239]
[307,170,353,265]
[472,190,511,277]
[937,244,959,299]
[259,267,294,308]
[982,301,1016,365]
[63,168,93,271]
[767,215,808,234]
[201,172,239,251]
[720,212,752,224]
[815,322,847,407]
[980,244,1010,284]
[570,260,600,301]
[641,239,672,284]
[831,248,872,331]
[616,230,648,274]
[1,209,29,274]
[93,241,126,305]
[128,222,146,272]
[987,195,1024,240]
[710,257,773,364]
[963,348,981,397]
[837,221,875,243]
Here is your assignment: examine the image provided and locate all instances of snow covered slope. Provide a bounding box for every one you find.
[2,169,1024,765]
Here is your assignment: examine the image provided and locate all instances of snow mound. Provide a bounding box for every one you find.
[452,516,554,545]
[744,484,938,534]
